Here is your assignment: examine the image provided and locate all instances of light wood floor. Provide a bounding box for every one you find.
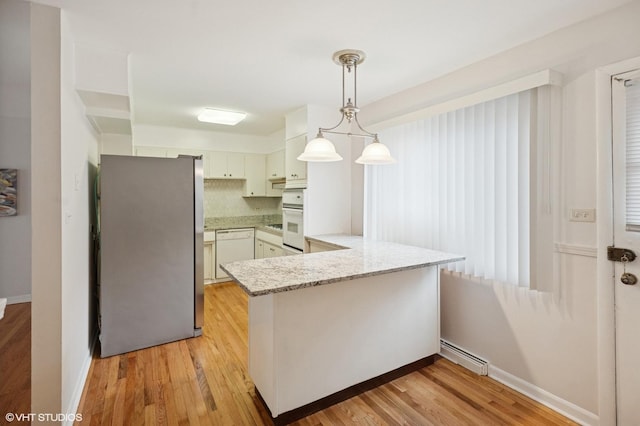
[76,283,576,425]
[0,302,31,418]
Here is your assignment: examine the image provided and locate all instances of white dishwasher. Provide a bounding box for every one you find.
[215,228,255,280]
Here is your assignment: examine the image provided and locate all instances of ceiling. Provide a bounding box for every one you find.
[31,0,632,136]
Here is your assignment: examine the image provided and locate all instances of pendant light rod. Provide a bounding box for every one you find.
[317,49,377,139]
[298,49,396,165]
[319,129,379,140]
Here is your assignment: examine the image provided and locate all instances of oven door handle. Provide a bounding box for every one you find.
[283,207,303,215]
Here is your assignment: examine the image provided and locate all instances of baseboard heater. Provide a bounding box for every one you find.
[440,339,489,376]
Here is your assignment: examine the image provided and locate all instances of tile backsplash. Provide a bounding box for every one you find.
[204,180,281,218]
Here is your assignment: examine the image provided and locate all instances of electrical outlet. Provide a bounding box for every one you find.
[570,208,596,222]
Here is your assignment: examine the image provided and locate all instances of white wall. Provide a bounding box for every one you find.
[288,104,353,236]
[60,13,100,415]
[133,123,284,154]
[0,0,31,303]
[361,1,640,422]
[27,4,99,420]
[30,2,62,418]
[100,133,132,156]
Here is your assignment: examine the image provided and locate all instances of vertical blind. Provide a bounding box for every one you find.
[626,80,640,230]
[364,90,531,287]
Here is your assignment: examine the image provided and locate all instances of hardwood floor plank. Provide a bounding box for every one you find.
[0,302,31,418]
[75,283,577,425]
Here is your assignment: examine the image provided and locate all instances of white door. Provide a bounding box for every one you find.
[612,69,640,425]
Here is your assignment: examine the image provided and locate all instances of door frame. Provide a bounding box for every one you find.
[596,56,640,426]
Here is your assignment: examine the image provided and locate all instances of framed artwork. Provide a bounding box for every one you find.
[0,169,17,217]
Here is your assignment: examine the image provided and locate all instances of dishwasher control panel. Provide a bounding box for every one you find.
[216,228,255,240]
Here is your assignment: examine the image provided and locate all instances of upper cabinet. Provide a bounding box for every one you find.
[285,134,307,185]
[266,149,285,180]
[244,154,266,197]
[135,146,167,157]
[165,148,212,179]
[210,152,245,179]
[133,147,284,198]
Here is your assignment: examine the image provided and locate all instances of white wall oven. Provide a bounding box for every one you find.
[282,189,304,254]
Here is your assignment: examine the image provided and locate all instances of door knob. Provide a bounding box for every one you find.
[621,273,638,285]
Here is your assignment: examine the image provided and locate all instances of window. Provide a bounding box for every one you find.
[364,85,558,289]
[625,78,640,230]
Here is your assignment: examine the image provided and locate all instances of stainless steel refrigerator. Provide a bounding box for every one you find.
[98,154,204,357]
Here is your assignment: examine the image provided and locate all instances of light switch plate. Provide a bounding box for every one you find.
[570,208,596,222]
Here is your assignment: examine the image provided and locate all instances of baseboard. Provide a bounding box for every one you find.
[440,339,488,375]
[63,333,97,426]
[7,294,31,304]
[488,365,599,426]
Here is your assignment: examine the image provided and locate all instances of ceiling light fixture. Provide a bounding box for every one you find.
[197,108,247,126]
[297,49,396,165]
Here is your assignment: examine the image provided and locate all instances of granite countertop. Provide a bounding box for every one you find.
[205,214,282,233]
[221,234,464,296]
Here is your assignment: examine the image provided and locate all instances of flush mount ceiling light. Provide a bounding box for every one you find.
[298,49,396,165]
[197,108,247,126]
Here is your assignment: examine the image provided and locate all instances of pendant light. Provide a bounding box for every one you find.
[297,49,396,165]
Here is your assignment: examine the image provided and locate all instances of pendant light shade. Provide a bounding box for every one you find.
[297,134,343,162]
[355,140,396,164]
[298,49,395,165]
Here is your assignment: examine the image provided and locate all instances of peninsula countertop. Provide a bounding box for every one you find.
[220,234,464,296]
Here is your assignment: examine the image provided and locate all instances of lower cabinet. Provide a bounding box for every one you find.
[263,241,283,258]
[306,238,341,253]
[204,241,215,282]
[255,230,283,259]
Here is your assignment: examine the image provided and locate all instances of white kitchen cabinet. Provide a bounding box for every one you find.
[210,152,245,178]
[227,153,245,177]
[244,154,267,197]
[204,241,215,282]
[266,149,285,197]
[266,149,285,180]
[255,239,264,259]
[140,147,214,179]
[201,151,213,179]
[135,146,167,157]
[306,238,341,253]
[255,230,283,259]
[285,134,307,185]
[166,147,199,158]
[263,241,283,258]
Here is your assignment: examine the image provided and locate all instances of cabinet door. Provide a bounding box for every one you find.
[202,151,213,179]
[227,153,245,178]
[263,241,283,258]
[255,239,264,259]
[166,148,213,179]
[210,152,228,178]
[285,135,307,181]
[135,147,167,157]
[204,242,213,280]
[267,149,285,179]
[244,154,266,196]
[166,148,200,158]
